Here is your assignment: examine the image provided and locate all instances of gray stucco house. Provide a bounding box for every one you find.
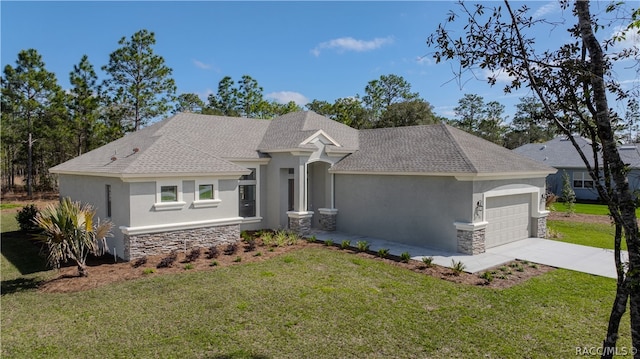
[50,111,555,260]
[514,136,640,201]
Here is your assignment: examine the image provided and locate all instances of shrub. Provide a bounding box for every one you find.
[325,239,334,246]
[241,230,252,241]
[421,256,434,268]
[479,271,494,283]
[340,240,351,250]
[233,256,242,263]
[157,251,178,268]
[206,245,219,259]
[16,204,40,232]
[273,230,289,247]
[451,259,466,276]
[244,238,257,252]
[210,260,219,267]
[306,235,317,243]
[142,268,155,275]
[184,263,194,270]
[261,231,274,246]
[356,241,370,252]
[224,243,238,255]
[254,251,262,257]
[400,251,411,263]
[377,248,390,258]
[185,247,201,262]
[286,231,299,246]
[132,256,148,268]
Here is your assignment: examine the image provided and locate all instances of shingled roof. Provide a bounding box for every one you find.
[513,136,598,168]
[330,123,555,176]
[51,111,554,178]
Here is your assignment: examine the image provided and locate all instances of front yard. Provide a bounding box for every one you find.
[0,201,634,358]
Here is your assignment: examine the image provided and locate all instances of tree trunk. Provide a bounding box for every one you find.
[575,2,640,357]
[77,262,88,277]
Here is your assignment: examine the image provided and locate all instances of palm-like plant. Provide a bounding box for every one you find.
[34,197,113,277]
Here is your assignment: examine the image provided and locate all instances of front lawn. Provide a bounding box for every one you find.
[547,220,626,251]
[1,215,632,358]
[552,202,640,217]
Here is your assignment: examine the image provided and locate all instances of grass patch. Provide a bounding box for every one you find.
[547,220,625,250]
[1,246,630,358]
[0,203,21,210]
[551,202,640,217]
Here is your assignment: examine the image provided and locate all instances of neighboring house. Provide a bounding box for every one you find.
[50,111,555,260]
[513,136,640,201]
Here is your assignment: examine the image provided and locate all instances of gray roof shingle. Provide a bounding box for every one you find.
[513,136,598,168]
[330,123,554,175]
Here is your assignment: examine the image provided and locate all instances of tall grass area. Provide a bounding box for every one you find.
[1,214,632,358]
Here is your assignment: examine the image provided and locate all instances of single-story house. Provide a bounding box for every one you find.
[513,136,640,201]
[50,111,555,260]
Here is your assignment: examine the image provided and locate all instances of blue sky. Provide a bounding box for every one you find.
[1,1,638,122]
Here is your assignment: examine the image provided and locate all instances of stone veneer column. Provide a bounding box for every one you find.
[318,208,338,231]
[287,211,313,236]
[454,222,488,255]
[532,212,549,238]
[123,224,240,261]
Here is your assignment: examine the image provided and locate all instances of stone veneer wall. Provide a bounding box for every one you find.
[289,215,312,236]
[318,212,337,231]
[533,216,547,238]
[124,224,240,261]
[457,228,486,255]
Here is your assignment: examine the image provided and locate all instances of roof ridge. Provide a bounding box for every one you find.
[441,124,479,173]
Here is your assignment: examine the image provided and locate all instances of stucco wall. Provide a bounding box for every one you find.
[263,153,303,230]
[57,174,130,259]
[334,174,471,252]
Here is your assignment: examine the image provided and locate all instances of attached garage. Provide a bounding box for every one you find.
[485,193,531,248]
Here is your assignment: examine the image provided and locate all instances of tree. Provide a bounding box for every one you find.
[34,197,113,277]
[453,94,507,145]
[174,93,205,114]
[377,99,440,128]
[428,1,639,356]
[1,49,65,196]
[68,55,101,155]
[362,74,419,127]
[561,171,576,216]
[505,96,556,149]
[102,29,176,131]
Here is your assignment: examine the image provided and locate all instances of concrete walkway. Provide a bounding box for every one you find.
[309,231,628,279]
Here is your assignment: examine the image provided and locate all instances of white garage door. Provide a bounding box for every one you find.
[485,194,531,248]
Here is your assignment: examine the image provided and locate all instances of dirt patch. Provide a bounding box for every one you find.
[547,210,614,225]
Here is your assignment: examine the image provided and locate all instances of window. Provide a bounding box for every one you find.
[160,185,178,202]
[198,184,214,200]
[239,168,257,218]
[154,181,185,211]
[193,180,221,208]
[105,185,112,218]
[573,172,594,188]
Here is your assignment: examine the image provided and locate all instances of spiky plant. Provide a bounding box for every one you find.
[34,197,113,277]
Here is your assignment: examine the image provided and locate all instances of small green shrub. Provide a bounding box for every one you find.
[451,259,466,276]
[340,240,351,250]
[306,235,317,243]
[233,256,242,263]
[378,248,390,258]
[400,251,411,263]
[16,204,39,232]
[421,256,434,268]
[479,271,494,283]
[142,268,155,275]
[286,231,299,246]
[261,231,274,246]
[210,260,219,267]
[184,263,194,270]
[241,230,252,241]
[356,241,370,252]
[325,239,334,246]
[273,230,289,247]
[254,251,262,257]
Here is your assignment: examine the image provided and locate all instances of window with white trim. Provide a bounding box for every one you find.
[154,181,185,211]
[193,179,221,208]
[573,172,594,188]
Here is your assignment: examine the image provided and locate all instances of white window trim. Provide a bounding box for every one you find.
[238,165,261,220]
[573,171,594,189]
[154,181,186,211]
[193,179,221,208]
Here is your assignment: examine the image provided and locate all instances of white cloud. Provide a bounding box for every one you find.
[533,2,559,19]
[193,59,211,70]
[266,91,309,106]
[608,26,640,53]
[416,55,432,66]
[311,36,393,57]
[482,68,515,84]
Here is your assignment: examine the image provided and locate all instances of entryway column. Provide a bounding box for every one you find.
[318,208,338,231]
[454,221,488,255]
[287,211,313,236]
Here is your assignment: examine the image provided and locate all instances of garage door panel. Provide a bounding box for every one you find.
[485,194,531,248]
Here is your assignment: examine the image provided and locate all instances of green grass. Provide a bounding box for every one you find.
[551,202,640,217]
[547,220,625,250]
[1,215,632,358]
[0,203,21,210]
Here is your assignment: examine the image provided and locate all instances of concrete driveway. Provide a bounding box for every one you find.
[310,231,627,279]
